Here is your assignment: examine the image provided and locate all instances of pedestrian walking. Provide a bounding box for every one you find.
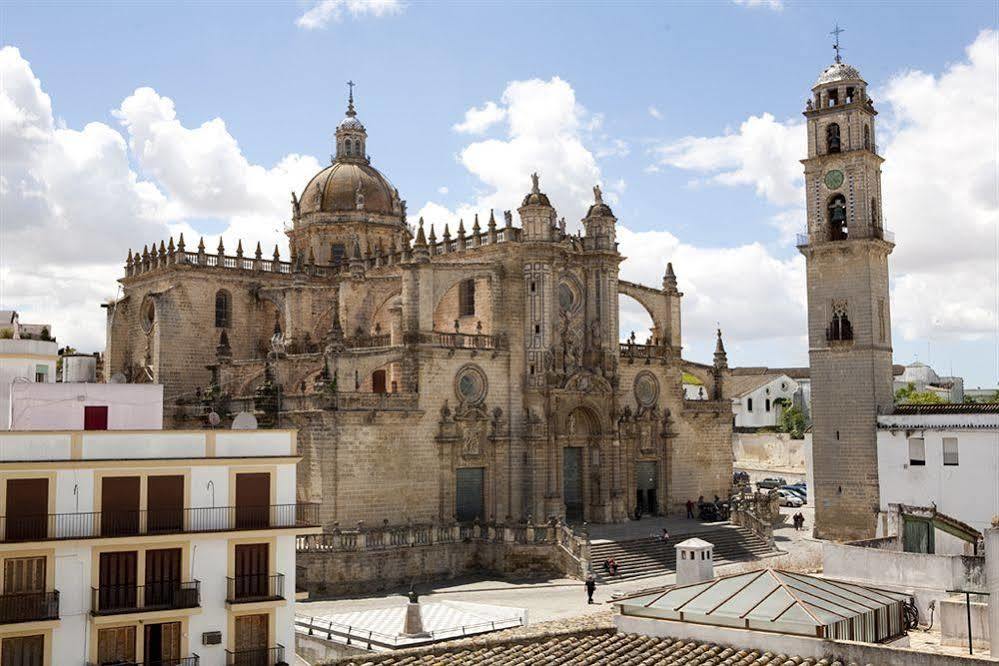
[585,574,596,604]
[686,499,694,519]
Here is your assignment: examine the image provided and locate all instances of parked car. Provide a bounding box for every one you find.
[776,489,804,507]
[756,477,787,490]
[780,485,807,502]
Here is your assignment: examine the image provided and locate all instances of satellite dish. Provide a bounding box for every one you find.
[231,411,258,430]
[207,411,221,428]
[110,372,127,384]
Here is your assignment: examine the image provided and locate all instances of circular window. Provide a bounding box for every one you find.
[633,371,659,408]
[455,364,487,405]
[140,296,155,333]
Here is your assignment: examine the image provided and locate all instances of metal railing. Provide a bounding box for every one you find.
[91,581,200,615]
[0,503,319,543]
[0,590,59,623]
[226,573,284,603]
[86,656,199,666]
[224,644,284,666]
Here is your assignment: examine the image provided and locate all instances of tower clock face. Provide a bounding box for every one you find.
[824,170,844,190]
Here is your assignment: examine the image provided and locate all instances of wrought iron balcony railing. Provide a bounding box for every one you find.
[224,644,284,666]
[0,590,59,624]
[226,573,284,603]
[0,503,319,543]
[91,580,200,615]
[86,656,199,666]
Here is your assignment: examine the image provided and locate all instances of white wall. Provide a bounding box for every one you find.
[877,426,999,532]
[0,338,58,429]
[732,376,798,429]
[9,382,163,430]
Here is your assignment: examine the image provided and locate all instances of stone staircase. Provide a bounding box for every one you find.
[589,524,775,584]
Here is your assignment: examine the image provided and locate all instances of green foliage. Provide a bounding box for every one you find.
[778,403,807,439]
[0,328,13,339]
[895,382,946,404]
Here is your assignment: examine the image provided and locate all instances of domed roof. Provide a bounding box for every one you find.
[521,172,552,207]
[338,115,365,131]
[814,61,864,87]
[300,161,399,217]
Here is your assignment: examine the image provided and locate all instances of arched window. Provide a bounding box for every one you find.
[215,290,231,328]
[826,123,841,154]
[345,140,353,156]
[331,243,346,266]
[747,397,754,412]
[863,125,871,150]
[354,139,362,156]
[372,369,387,394]
[827,194,848,241]
[765,398,771,412]
[828,304,854,342]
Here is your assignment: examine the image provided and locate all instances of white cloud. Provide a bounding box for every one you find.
[296,0,403,30]
[437,186,449,195]
[732,0,784,10]
[648,105,663,120]
[452,101,506,134]
[0,47,323,353]
[648,29,999,344]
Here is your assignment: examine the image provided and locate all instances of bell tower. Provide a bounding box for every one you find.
[800,30,895,541]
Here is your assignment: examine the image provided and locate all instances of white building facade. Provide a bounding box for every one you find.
[729,374,799,429]
[0,428,319,666]
[8,383,163,431]
[877,404,999,533]
[1,339,59,431]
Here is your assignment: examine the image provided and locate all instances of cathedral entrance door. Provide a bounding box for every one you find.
[563,447,584,523]
[636,461,658,516]
[455,467,485,522]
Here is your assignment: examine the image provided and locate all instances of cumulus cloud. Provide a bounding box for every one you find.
[296,0,403,30]
[649,29,999,344]
[0,47,322,353]
[648,105,663,120]
[452,101,506,134]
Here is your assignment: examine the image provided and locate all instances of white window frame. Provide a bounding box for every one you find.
[942,437,959,466]
[908,437,925,466]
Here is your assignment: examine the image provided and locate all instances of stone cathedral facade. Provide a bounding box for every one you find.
[800,55,895,541]
[104,93,734,529]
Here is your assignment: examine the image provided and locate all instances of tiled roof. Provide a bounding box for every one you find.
[331,628,830,665]
[892,402,999,414]
[726,373,795,398]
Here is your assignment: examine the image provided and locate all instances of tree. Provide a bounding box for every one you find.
[895,382,946,404]
[775,399,807,439]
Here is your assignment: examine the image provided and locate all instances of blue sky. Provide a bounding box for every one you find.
[2,1,997,386]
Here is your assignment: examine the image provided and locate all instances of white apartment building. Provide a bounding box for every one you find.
[1,313,59,429]
[877,403,999,534]
[0,428,319,666]
[9,383,163,431]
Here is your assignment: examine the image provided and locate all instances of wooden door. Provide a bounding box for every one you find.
[84,405,109,430]
[97,625,136,665]
[235,473,270,529]
[1,635,44,666]
[455,468,484,522]
[147,475,184,533]
[145,548,181,608]
[101,476,140,536]
[4,478,48,541]
[234,543,269,600]
[98,551,137,612]
[144,621,181,663]
[1,557,48,623]
[371,369,387,393]
[234,613,268,656]
[563,448,584,523]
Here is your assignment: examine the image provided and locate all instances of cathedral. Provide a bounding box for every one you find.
[104,89,735,529]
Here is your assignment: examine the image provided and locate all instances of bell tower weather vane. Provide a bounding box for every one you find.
[830,24,845,63]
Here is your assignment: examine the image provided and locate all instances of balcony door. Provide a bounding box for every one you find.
[4,478,48,541]
[97,625,135,666]
[144,621,181,665]
[2,556,46,623]
[98,551,137,612]
[147,475,184,533]
[1,635,44,666]
[233,613,268,665]
[235,473,270,529]
[234,543,269,600]
[101,476,140,537]
[145,547,181,608]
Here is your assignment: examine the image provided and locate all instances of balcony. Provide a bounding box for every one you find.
[0,503,320,543]
[226,573,284,603]
[0,591,59,624]
[87,656,199,666]
[224,645,285,666]
[91,581,200,616]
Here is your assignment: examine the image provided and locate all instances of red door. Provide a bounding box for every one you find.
[84,406,108,430]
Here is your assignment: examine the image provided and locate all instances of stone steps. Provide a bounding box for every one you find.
[589,525,773,584]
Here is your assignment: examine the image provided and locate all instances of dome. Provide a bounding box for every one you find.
[300,161,399,217]
[338,115,365,131]
[586,202,614,217]
[814,61,864,87]
[522,191,551,207]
